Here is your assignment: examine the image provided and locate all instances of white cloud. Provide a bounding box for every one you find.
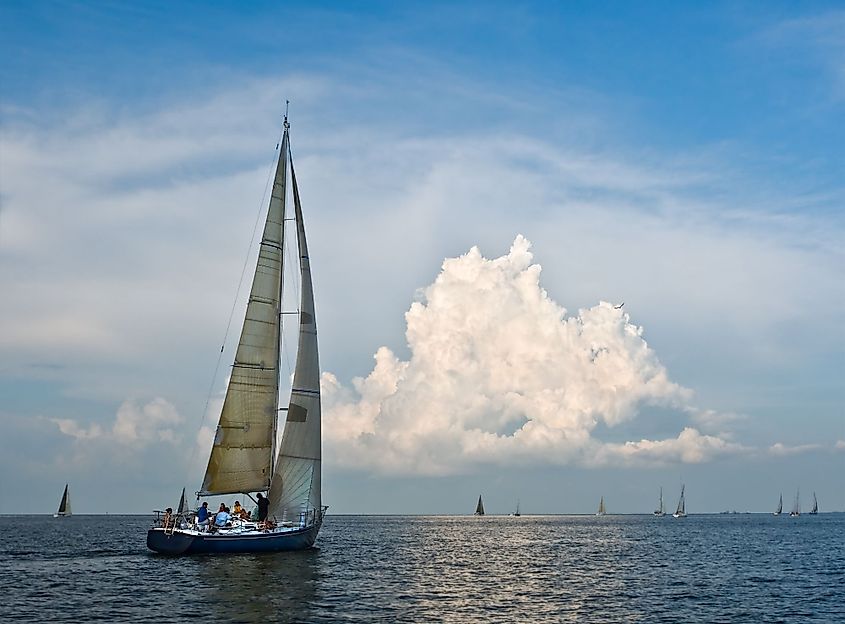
[322,237,743,475]
[768,442,823,457]
[51,398,182,447]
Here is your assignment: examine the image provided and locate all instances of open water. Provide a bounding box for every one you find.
[1,514,843,622]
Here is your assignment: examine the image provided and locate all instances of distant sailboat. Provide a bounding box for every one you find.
[54,484,71,518]
[773,493,782,516]
[596,496,607,516]
[510,499,521,517]
[809,492,818,515]
[653,487,665,516]
[176,487,187,515]
[475,495,485,516]
[673,485,687,518]
[789,489,800,517]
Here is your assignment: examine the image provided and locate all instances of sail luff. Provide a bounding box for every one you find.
[267,140,322,523]
[200,130,289,495]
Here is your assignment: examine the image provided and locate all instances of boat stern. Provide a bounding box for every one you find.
[147,528,196,555]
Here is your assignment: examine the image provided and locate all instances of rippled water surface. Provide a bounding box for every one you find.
[2,514,843,622]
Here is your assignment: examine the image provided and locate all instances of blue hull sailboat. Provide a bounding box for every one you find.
[147,109,326,555]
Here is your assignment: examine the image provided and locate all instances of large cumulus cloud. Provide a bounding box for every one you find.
[322,236,742,474]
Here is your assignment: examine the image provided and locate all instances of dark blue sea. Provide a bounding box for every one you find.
[1,514,843,622]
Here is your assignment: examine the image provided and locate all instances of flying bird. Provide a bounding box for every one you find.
[614,302,625,309]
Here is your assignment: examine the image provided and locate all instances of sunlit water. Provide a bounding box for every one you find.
[1,514,843,622]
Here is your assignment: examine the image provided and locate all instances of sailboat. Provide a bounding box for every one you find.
[475,495,485,516]
[510,500,521,517]
[596,496,607,516]
[789,489,801,517]
[147,110,326,555]
[672,484,687,518]
[54,484,71,517]
[176,487,188,515]
[809,492,818,515]
[773,493,782,516]
[653,487,665,516]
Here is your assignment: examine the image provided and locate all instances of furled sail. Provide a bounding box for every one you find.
[57,484,71,515]
[200,131,289,495]
[267,149,322,523]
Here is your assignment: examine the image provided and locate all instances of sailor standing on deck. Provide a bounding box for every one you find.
[257,493,269,522]
[196,501,210,530]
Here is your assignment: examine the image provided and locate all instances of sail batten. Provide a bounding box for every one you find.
[200,130,289,495]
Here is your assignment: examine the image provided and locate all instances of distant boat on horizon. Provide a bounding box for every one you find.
[510,499,521,517]
[653,487,666,517]
[596,496,607,516]
[809,492,818,515]
[773,493,782,516]
[475,495,485,516]
[54,483,71,518]
[789,489,800,517]
[673,484,687,518]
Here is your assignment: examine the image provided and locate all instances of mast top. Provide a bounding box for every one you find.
[284,100,290,131]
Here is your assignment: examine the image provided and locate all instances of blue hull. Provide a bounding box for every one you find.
[147,522,321,555]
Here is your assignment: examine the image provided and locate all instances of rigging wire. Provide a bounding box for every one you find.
[187,126,287,481]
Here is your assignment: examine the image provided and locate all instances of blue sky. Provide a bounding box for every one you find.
[1,1,842,514]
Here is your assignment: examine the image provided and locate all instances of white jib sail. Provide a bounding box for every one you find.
[267,150,322,523]
[200,131,289,495]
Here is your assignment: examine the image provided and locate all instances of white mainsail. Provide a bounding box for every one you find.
[200,131,289,496]
[267,148,322,523]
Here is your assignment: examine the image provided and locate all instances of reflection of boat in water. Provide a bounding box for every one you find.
[773,493,782,516]
[596,496,606,516]
[673,485,687,518]
[147,110,326,555]
[653,487,665,517]
[54,484,71,518]
[202,548,321,621]
[474,495,485,516]
[789,490,800,517]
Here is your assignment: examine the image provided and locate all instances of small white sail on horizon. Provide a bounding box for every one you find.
[596,496,606,516]
[654,487,665,516]
[809,492,818,515]
[773,493,782,516]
